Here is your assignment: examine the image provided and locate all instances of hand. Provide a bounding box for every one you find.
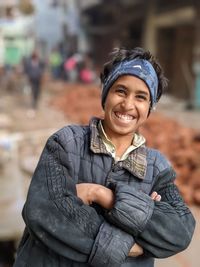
[150,191,161,201]
[76,183,95,205]
[128,243,144,257]
[76,183,114,209]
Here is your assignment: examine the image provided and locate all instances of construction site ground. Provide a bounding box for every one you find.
[0,79,199,267]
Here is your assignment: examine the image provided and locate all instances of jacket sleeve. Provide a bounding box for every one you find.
[105,156,196,258]
[23,129,134,267]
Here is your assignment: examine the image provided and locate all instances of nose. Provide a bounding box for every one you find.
[121,95,134,110]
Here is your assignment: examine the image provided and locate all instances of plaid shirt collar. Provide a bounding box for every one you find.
[89,117,147,180]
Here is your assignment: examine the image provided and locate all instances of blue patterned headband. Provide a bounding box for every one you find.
[101,58,158,108]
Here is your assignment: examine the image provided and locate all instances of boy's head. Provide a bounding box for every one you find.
[100,47,168,111]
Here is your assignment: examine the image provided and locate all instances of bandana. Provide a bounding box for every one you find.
[101,58,158,108]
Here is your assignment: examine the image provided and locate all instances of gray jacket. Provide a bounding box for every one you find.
[13,118,195,267]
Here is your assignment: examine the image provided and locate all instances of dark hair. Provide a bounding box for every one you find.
[100,47,168,103]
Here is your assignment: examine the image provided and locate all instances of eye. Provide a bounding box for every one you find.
[115,86,127,96]
[136,94,149,102]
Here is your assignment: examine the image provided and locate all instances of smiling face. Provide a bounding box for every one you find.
[103,75,151,142]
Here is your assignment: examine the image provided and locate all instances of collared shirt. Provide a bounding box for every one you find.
[98,120,145,162]
[90,117,147,179]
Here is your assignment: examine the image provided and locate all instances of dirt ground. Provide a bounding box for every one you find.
[0,79,200,267]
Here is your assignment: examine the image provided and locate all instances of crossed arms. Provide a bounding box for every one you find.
[76,183,161,257]
[23,132,195,266]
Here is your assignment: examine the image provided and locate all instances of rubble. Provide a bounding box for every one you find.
[141,115,200,205]
[51,83,200,206]
[51,83,103,124]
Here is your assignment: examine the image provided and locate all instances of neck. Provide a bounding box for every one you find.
[102,127,134,157]
[112,135,133,157]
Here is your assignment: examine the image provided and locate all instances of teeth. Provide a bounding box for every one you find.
[115,112,133,121]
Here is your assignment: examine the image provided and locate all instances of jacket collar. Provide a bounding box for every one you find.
[89,117,147,180]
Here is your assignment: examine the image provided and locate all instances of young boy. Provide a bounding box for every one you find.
[13,47,195,267]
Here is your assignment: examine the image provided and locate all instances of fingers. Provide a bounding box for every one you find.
[151,191,161,201]
[129,243,144,257]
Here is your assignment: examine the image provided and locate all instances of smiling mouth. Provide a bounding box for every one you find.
[114,111,135,122]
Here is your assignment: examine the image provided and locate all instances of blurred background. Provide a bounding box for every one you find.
[0,0,200,267]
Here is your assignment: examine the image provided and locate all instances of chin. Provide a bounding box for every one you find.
[114,126,136,136]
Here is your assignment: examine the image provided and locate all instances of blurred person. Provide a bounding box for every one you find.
[3,65,17,93]
[0,66,8,93]
[49,48,62,80]
[24,52,44,115]
[13,47,195,267]
[79,53,97,83]
[64,53,82,81]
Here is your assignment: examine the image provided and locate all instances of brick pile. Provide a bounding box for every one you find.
[51,83,103,124]
[51,83,200,205]
[140,115,200,205]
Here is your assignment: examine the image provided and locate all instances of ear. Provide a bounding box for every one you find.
[147,105,156,117]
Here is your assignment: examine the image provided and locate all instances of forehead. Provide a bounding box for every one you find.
[112,75,150,94]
